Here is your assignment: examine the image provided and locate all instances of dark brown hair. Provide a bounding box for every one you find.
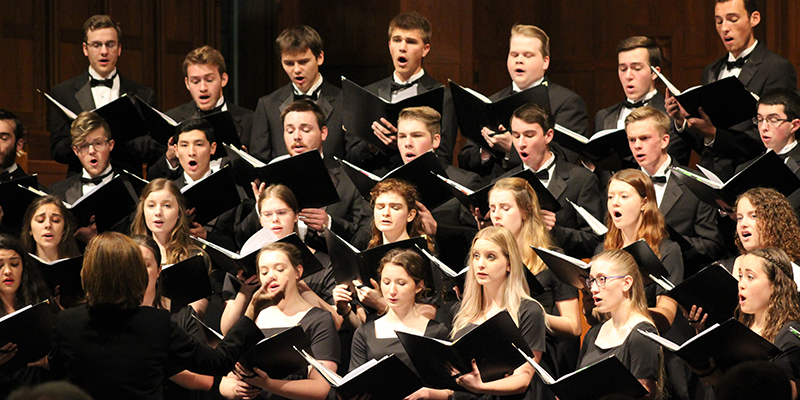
[81,232,148,310]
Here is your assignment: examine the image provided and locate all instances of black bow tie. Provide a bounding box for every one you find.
[89,73,116,88]
[294,89,320,102]
[535,169,550,180]
[778,152,790,162]
[80,169,114,185]
[623,99,646,109]
[650,175,667,185]
[391,79,419,92]
[196,101,225,117]
[725,56,749,70]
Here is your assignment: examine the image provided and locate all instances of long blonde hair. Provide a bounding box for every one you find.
[451,227,538,338]
[604,169,666,256]
[129,179,198,264]
[489,177,552,274]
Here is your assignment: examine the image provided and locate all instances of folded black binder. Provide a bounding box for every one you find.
[159,254,212,308]
[675,77,757,128]
[671,151,800,210]
[637,318,780,372]
[337,151,453,210]
[0,300,55,372]
[622,239,671,287]
[341,77,444,154]
[180,164,242,226]
[551,125,629,163]
[325,232,440,301]
[666,264,738,326]
[65,173,141,232]
[238,325,313,378]
[300,349,423,400]
[449,81,550,158]
[396,310,533,391]
[519,348,648,400]
[29,254,84,308]
[531,247,590,290]
[193,227,278,276]
[0,175,40,231]
[226,147,340,208]
[436,168,561,215]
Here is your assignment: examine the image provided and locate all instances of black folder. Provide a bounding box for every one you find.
[551,125,629,163]
[193,227,277,276]
[449,81,550,158]
[666,264,738,326]
[520,349,648,400]
[396,310,533,391]
[29,254,84,308]
[238,325,313,378]
[0,175,40,231]
[159,254,212,308]
[531,247,590,290]
[674,76,758,128]
[66,173,140,232]
[279,233,324,278]
[301,350,423,400]
[180,164,243,226]
[637,318,780,372]
[622,239,671,286]
[0,300,55,372]
[436,168,561,215]
[670,151,800,210]
[341,77,444,154]
[338,151,453,210]
[136,95,178,147]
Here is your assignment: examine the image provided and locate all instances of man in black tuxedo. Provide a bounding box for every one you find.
[249,25,349,164]
[627,107,723,270]
[666,0,797,181]
[595,36,690,166]
[348,12,458,174]
[458,24,588,184]
[0,109,28,182]
[237,100,370,251]
[501,103,603,259]
[48,15,159,176]
[736,89,800,217]
[147,45,253,180]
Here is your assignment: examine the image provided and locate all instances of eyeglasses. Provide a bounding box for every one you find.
[260,208,293,220]
[753,116,791,127]
[74,139,109,154]
[585,275,627,288]
[86,41,118,50]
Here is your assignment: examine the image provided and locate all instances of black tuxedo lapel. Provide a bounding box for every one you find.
[74,78,95,111]
[65,178,82,205]
[706,56,726,84]
[377,80,392,101]
[604,103,624,129]
[738,42,767,89]
[548,162,569,200]
[173,174,188,190]
[659,177,682,217]
[785,145,800,174]
[278,89,293,114]
[316,94,334,121]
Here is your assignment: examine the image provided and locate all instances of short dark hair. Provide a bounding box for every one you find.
[388,12,432,44]
[511,102,554,132]
[616,36,661,68]
[276,25,324,58]
[280,100,327,129]
[82,15,121,43]
[174,118,215,144]
[716,0,758,16]
[757,88,800,121]
[0,109,24,142]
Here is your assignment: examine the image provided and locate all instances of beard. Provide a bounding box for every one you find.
[0,144,16,170]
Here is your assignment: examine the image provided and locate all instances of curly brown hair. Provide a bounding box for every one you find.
[735,188,800,261]
[367,178,435,253]
[604,169,666,256]
[736,248,800,343]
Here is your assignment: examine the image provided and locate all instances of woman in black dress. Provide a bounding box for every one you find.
[578,249,662,399]
[220,242,340,400]
[349,248,450,399]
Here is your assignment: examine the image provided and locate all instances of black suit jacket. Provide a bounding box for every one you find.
[458,78,588,184]
[594,92,692,166]
[0,164,27,182]
[49,71,158,175]
[348,72,457,174]
[249,79,348,163]
[146,101,254,180]
[48,174,83,205]
[657,160,723,267]
[501,155,604,259]
[48,305,263,400]
[681,41,797,180]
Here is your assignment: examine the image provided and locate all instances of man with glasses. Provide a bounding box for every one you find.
[48,15,157,176]
[735,88,800,217]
